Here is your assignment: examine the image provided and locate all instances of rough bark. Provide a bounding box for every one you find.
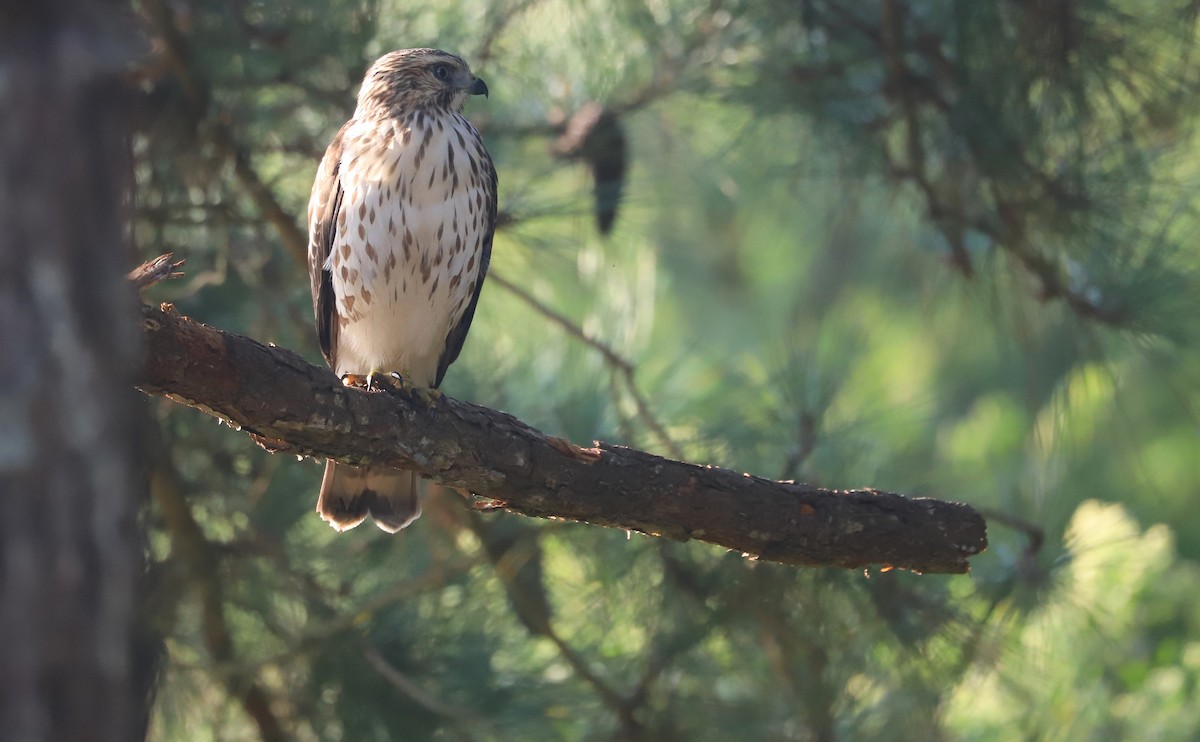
[0,4,147,741]
[138,303,987,574]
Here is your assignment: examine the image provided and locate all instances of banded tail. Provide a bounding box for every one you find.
[317,461,421,533]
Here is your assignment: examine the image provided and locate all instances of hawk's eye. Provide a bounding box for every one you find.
[432,64,451,81]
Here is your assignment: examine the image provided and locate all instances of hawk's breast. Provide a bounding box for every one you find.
[326,112,491,384]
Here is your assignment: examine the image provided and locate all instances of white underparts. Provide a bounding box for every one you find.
[328,113,490,385]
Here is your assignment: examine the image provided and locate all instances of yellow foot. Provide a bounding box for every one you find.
[342,371,401,392]
[343,372,442,404]
[375,371,415,392]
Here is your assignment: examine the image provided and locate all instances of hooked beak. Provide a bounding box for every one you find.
[470,76,489,99]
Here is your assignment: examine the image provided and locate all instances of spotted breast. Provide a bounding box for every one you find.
[328,109,492,386]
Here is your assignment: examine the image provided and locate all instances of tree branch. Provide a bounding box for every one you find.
[137,303,987,574]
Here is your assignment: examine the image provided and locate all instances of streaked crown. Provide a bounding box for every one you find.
[356,48,488,116]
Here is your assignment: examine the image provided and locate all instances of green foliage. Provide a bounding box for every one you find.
[134,0,1200,739]
[945,501,1200,741]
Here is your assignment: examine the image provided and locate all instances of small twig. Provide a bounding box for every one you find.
[976,507,1045,557]
[546,630,639,728]
[362,645,490,735]
[779,410,818,482]
[473,0,545,64]
[617,371,684,460]
[128,252,186,289]
[488,272,632,373]
[489,271,683,459]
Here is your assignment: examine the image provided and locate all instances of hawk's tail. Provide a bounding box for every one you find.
[317,461,421,533]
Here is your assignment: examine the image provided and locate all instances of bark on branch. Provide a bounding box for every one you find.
[137,303,987,574]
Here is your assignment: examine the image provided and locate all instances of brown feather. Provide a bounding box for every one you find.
[309,122,350,369]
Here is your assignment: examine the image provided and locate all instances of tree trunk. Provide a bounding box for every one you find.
[0,4,147,741]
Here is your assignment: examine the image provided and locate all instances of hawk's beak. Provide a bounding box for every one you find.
[470,77,489,99]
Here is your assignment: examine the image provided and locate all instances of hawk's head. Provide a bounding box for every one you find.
[356,48,489,116]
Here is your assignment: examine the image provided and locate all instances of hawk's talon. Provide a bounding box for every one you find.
[340,372,388,392]
[375,372,415,393]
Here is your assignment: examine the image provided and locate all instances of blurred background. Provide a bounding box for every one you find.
[128,0,1200,739]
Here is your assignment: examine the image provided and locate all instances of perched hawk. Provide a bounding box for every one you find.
[307,49,497,532]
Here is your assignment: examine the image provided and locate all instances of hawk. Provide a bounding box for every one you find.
[307,49,497,532]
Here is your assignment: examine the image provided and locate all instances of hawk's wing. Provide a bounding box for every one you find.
[434,137,498,388]
[308,122,350,369]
